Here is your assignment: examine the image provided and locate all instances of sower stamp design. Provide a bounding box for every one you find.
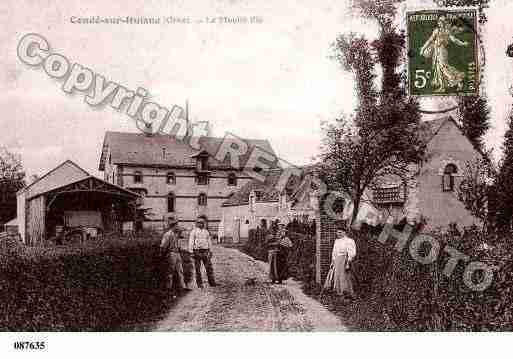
[408,9,479,96]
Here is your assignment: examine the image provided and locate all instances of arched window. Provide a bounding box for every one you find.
[198,192,207,206]
[167,192,175,212]
[442,164,458,192]
[167,172,176,184]
[227,172,237,186]
[134,171,143,183]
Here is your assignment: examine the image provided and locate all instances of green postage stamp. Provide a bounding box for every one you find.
[407,9,479,97]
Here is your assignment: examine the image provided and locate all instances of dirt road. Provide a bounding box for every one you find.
[153,245,346,331]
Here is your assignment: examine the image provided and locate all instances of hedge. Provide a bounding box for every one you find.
[243,221,513,331]
[0,235,174,331]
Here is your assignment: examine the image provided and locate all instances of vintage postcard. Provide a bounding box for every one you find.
[1,0,513,357]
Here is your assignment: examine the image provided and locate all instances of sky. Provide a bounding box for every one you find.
[1,0,512,178]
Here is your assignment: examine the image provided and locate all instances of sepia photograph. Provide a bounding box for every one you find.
[1,0,513,357]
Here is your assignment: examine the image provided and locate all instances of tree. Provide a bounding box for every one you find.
[457,155,494,233]
[0,147,25,225]
[321,32,425,226]
[495,112,513,235]
[457,95,491,153]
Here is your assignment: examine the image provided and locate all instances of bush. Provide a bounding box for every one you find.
[0,237,173,331]
[351,224,513,331]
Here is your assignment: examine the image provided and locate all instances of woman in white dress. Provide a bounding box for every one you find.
[328,227,356,297]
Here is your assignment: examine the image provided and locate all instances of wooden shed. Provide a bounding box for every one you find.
[17,160,139,246]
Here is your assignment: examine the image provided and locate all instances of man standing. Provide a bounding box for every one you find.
[188,216,217,288]
[160,218,189,294]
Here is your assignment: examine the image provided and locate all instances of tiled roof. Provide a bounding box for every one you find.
[222,169,300,206]
[99,131,278,171]
[418,117,452,145]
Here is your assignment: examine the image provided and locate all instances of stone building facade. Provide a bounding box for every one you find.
[371,116,485,229]
[99,131,278,232]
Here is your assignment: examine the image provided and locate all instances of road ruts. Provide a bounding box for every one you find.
[153,245,347,332]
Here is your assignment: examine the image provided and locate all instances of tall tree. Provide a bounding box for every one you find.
[457,95,491,152]
[321,33,424,225]
[0,147,25,225]
[495,112,513,235]
[457,155,494,233]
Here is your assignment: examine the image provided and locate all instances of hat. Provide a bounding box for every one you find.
[168,218,179,226]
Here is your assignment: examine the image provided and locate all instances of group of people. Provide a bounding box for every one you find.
[266,222,357,299]
[159,215,217,294]
[160,216,357,299]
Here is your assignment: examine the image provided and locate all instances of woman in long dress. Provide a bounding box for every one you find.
[328,227,356,297]
[268,224,293,284]
[420,15,469,92]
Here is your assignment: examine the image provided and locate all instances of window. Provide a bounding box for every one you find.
[228,173,237,186]
[442,164,458,192]
[167,192,175,212]
[198,192,207,206]
[134,171,143,183]
[255,191,263,201]
[167,172,176,184]
[196,155,209,171]
[200,157,208,171]
[196,173,208,185]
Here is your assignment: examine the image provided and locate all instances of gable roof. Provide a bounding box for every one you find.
[419,116,489,163]
[20,160,91,199]
[418,117,451,145]
[99,131,279,171]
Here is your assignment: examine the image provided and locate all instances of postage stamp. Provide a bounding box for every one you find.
[407,9,479,97]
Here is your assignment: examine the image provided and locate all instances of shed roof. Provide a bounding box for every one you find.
[20,160,90,199]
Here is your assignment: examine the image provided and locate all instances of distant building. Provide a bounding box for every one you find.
[98,131,279,232]
[220,169,296,242]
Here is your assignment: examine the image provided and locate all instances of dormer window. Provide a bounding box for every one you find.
[442,164,458,192]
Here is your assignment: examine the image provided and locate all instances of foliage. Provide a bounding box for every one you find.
[495,112,513,234]
[0,237,173,331]
[323,0,425,225]
[457,96,491,153]
[305,224,512,331]
[0,147,25,225]
[0,147,25,182]
[457,156,494,230]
